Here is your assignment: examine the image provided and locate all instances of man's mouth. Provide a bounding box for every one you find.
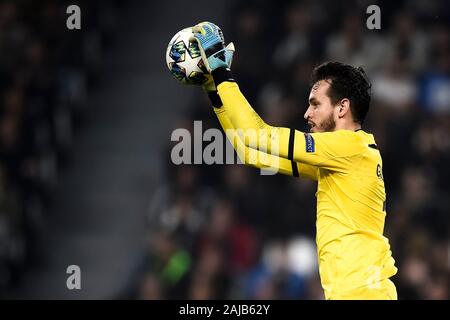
[308,121,316,131]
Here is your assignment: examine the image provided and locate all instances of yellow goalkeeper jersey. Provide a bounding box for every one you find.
[215,81,398,299]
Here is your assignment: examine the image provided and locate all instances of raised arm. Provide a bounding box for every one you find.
[192,22,362,173]
[208,92,318,180]
[214,75,362,172]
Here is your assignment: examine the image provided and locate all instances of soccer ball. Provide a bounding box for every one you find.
[165,27,211,85]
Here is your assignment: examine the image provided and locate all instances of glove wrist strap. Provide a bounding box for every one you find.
[207,91,223,108]
[212,68,235,86]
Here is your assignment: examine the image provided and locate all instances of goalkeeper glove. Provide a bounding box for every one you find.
[191,21,234,74]
[202,42,235,92]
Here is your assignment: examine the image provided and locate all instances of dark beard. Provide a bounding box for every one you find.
[317,114,336,132]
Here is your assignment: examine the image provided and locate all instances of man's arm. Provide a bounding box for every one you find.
[192,22,363,172]
[213,70,363,172]
[209,91,318,180]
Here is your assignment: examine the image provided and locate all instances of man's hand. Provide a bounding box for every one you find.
[202,42,235,92]
[191,22,234,74]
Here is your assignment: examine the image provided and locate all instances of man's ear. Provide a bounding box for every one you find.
[338,98,351,118]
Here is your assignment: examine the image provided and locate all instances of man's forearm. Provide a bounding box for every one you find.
[212,68,292,159]
[208,91,299,176]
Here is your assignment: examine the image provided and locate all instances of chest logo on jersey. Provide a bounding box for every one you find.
[304,133,315,153]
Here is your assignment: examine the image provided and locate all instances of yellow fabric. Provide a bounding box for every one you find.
[328,279,397,300]
[214,106,318,180]
[217,81,398,299]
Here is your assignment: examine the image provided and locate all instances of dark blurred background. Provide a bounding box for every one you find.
[0,0,449,299]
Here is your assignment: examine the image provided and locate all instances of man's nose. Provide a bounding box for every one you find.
[304,107,311,120]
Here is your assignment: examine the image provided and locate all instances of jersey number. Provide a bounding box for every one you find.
[376,164,383,180]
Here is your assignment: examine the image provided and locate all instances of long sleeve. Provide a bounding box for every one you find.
[209,92,318,180]
[217,81,291,159]
[214,106,294,176]
[215,78,365,172]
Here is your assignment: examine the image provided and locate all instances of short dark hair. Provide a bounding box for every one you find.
[310,62,372,124]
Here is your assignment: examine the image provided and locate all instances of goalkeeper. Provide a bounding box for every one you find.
[190,22,398,300]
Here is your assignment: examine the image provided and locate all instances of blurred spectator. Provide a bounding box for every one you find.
[383,11,430,74]
[371,53,418,110]
[419,24,450,113]
[326,11,385,73]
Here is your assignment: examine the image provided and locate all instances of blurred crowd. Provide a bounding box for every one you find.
[0,0,121,296]
[131,0,450,299]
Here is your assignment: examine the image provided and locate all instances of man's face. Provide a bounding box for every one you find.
[304,80,337,133]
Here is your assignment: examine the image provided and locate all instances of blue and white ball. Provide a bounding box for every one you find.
[165,27,210,85]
